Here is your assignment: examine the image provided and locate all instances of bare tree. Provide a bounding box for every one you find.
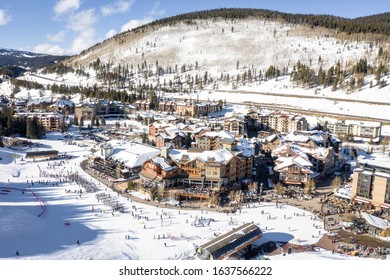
[304,179,316,195]
[274,182,286,195]
[331,176,342,190]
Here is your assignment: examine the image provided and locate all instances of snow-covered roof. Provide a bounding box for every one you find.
[334,185,352,200]
[224,111,244,119]
[203,131,234,139]
[165,115,178,121]
[169,148,235,165]
[272,144,308,160]
[297,145,333,160]
[293,156,313,168]
[374,171,390,178]
[359,158,390,170]
[345,120,381,128]
[274,155,313,172]
[52,99,75,108]
[361,212,390,230]
[283,132,309,143]
[236,137,254,157]
[309,134,327,144]
[199,149,234,164]
[152,157,175,171]
[262,133,279,143]
[95,141,160,169]
[27,97,56,106]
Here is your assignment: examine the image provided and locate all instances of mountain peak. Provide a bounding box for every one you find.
[0,48,69,70]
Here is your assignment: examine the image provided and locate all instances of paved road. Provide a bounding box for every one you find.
[216,89,390,106]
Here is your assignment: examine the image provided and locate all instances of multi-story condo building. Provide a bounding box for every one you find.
[272,142,336,185]
[273,145,315,186]
[139,155,179,188]
[140,144,253,190]
[245,110,308,133]
[318,117,382,141]
[174,101,222,117]
[14,112,60,131]
[74,101,134,121]
[134,100,154,111]
[194,131,234,151]
[351,159,390,214]
[224,113,245,136]
[168,148,253,189]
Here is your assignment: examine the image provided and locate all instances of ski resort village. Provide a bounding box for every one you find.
[1,8,390,261]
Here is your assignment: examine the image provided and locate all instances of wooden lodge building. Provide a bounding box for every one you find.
[25,150,59,160]
[196,223,263,260]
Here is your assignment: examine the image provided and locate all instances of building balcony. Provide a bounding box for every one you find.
[285,179,302,185]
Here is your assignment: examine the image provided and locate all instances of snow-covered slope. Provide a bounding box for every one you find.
[1,16,389,122]
[67,18,382,73]
[0,48,68,69]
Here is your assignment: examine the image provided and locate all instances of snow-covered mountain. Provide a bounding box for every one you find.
[0,48,68,70]
[3,9,390,121]
[65,9,389,74]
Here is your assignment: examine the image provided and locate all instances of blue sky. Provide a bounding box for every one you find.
[0,0,389,55]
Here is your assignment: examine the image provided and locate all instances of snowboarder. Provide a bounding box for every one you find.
[77,240,80,245]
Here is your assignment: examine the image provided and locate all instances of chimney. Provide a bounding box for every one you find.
[161,147,168,159]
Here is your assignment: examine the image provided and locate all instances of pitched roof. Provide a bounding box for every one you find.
[95,141,160,169]
[169,148,235,165]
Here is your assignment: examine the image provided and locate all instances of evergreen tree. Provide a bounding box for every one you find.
[26,117,44,139]
[95,116,100,127]
[101,117,106,126]
[26,118,36,139]
[141,132,148,143]
[6,110,14,136]
[60,117,67,133]
[80,117,84,128]
[317,65,324,85]
[36,120,45,139]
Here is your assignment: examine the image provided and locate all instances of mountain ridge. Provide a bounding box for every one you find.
[0,48,69,71]
[117,8,390,37]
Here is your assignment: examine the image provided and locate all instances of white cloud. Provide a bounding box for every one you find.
[47,31,66,43]
[34,44,66,55]
[0,9,11,25]
[67,9,97,32]
[101,0,134,17]
[150,1,165,17]
[54,0,80,16]
[118,2,163,34]
[71,28,97,54]
[121,17,153,32]
[105,29,117,39]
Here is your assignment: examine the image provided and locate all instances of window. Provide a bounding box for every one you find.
[385,179,390,204]
[356,173,373,199]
